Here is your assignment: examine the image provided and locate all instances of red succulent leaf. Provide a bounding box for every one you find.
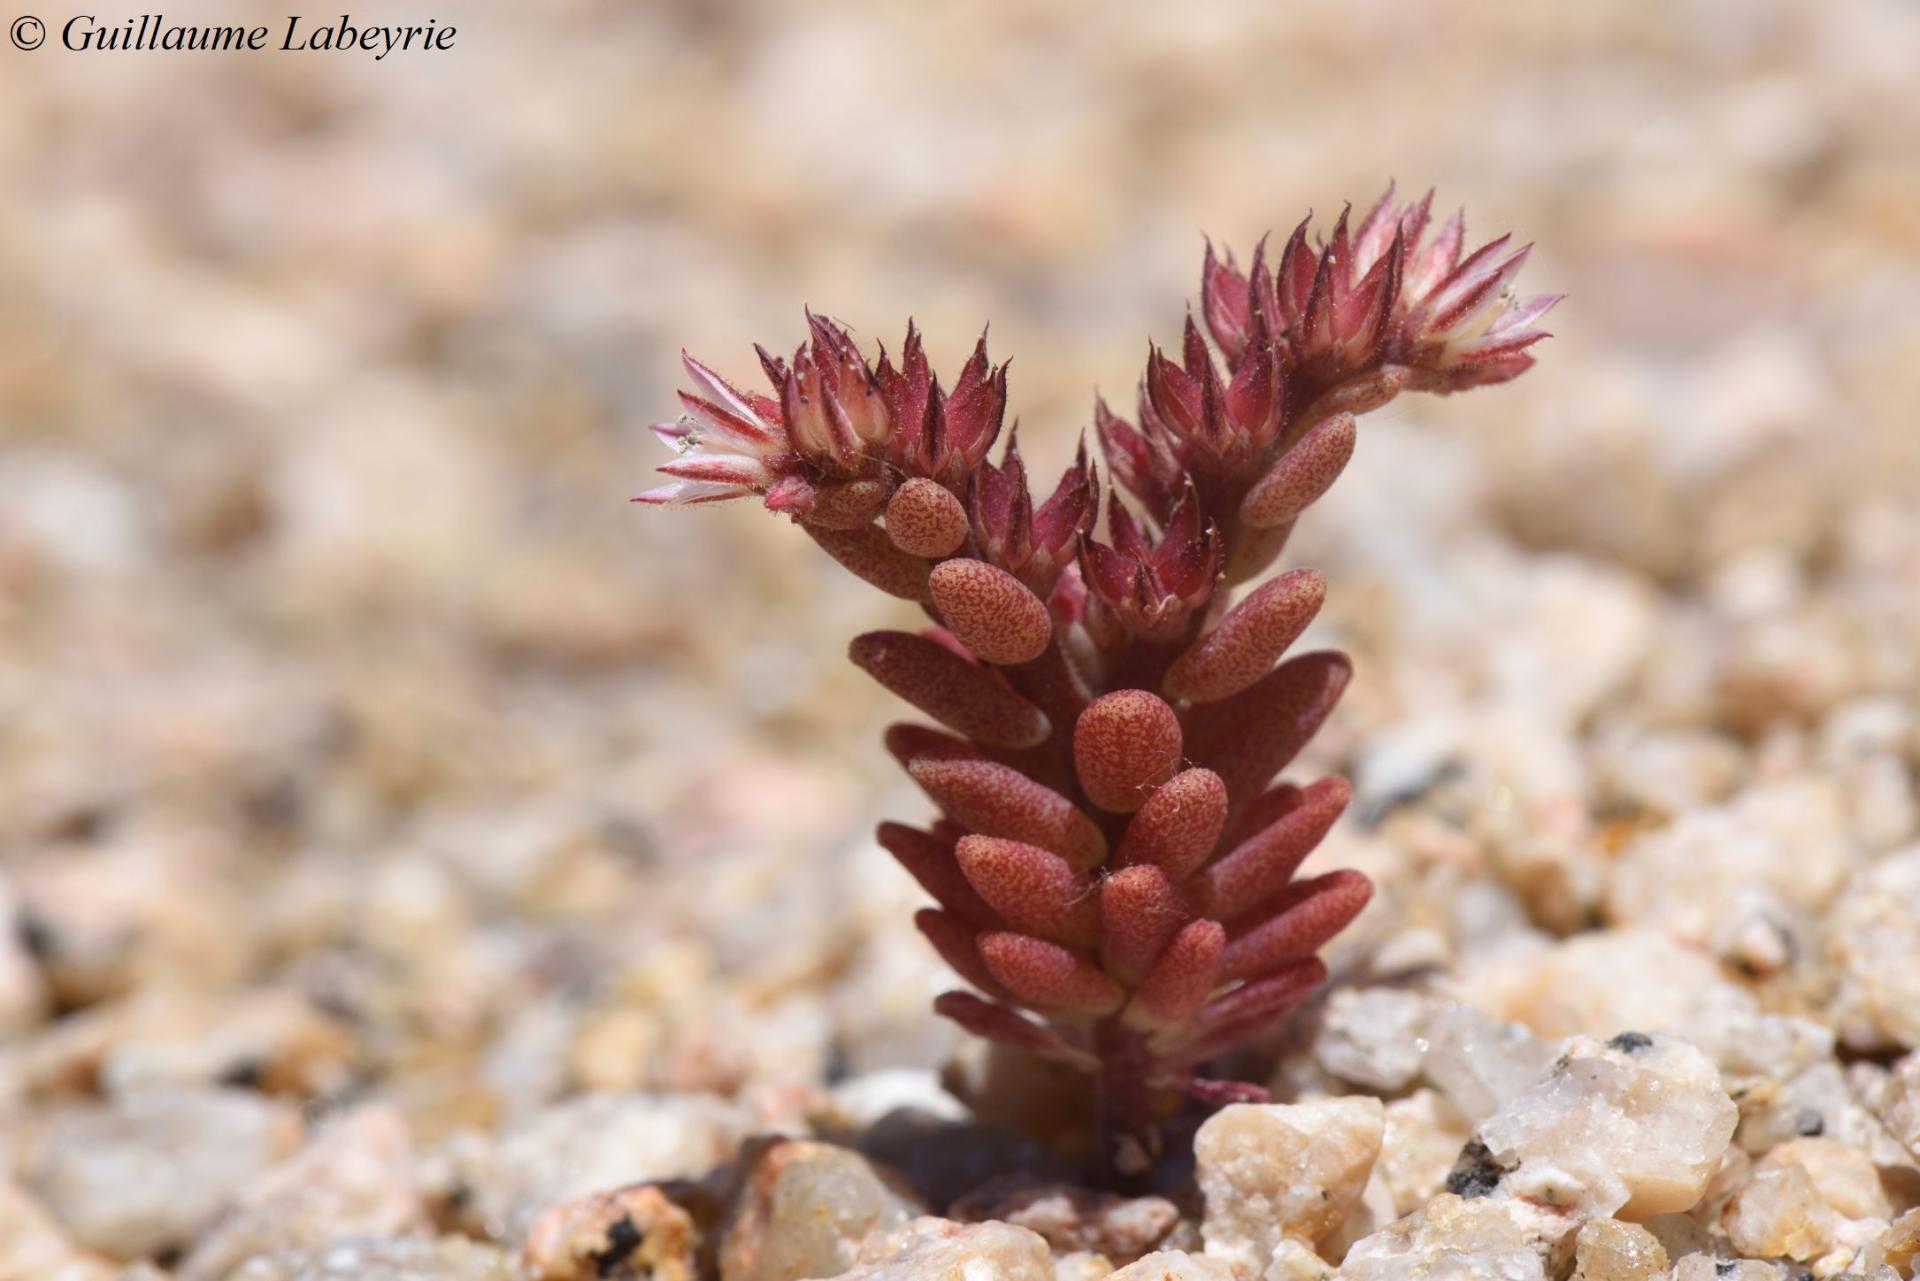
[1073,690,1184,814]
[1126,919,1226,1029]
[1114,768,1230,882]
[929,558,1055,667]
[1162,958,1327,1063]
[978,932,1125,1015]
[886,477,971,559]
[1190,776,1353,920]
[1098,864,1193,987]
[906,757,1108,869]
[934,991,1098,1070]
[1220,869,1374,983]
[1240,412,1357,531]
[805,524,932,603]
[850,631,1051,749]
[883,722,981,771]
[1185,651,1352,805]
[1164,568,1326,704]
[956,835,1102,948]
[878,821,1000,930]
[916,908,1008,999]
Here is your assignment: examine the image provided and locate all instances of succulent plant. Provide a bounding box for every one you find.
[640,186,1554,1170]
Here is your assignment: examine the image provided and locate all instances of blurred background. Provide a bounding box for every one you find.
[3,0,1920,1187]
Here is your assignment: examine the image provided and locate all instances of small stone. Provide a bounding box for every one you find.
[839,1217,1054,1281]
[96,988,359,1100]
[1473,1033,1737,1220]
[1664,1258,1783,1281]
[1569,1219,1667,1281]
[443,1093,751,1244]
[0,1178,117,1281]
[1105,1250,1239,1281]
[1604,780,1850,956]
[718,1139,922,1281]
[1723,1160,1834,1262]
[228,1236,515,1281]
[1759,1137,1890,1222]
[1194,1097,1385,1275]
[1338,1192,1573,1281]
[1266,1237,1337,1281]
[178,1106,421,1281]
[522,1184,698,1281]
[1825,846,1920,1052]
[1468,929,1759,1045]
[1054,1250,1120,1281]
[1420,1002,1555,1125]
[1376,1091,1474,1216]
[1883,1051,1920,1161]
[949,1179,1177,1262]
[28,1087,302,1261]
[1861,1208,1920,1278]
[1312,988,1429,1092]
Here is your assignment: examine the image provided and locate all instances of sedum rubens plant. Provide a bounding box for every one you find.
[639,186,1555,1170]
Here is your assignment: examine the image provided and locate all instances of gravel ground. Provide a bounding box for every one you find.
[4,2,1920,1278]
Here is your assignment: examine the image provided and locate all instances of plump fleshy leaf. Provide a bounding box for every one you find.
[886,477,970,558]
[1185,652,1352,805]
[1073,690,1183,814]
[1159,958,1327,1062]
[933,991,1097,1069]
[1125,919,1226,1029]
[850,631,1051,749]
[1114,768,1230,882]
[1190,775,1352,919]
[878,821,999,930]
[807,479,890,530]
[1219,869,1374,982]
[956,835,1101,948]
[929,558,1054,666]
[907,757,1108,868]
[978,932,1124,1014]
[915,908,1006,997]
[1164,568,1326,704]
[1239,414,1357,531]
[806,524,933,603]
[1098,864,1192,986]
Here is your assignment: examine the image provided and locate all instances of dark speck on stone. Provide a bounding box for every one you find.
[218,1058,266,1090]
[1715,1263,1736,1278]
[595,1214,644,1277]
[1445,1140,1507,1199]
[1794,1109,1825,1137]
[1607,1031,1653,1053]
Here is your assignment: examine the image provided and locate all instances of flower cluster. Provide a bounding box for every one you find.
[639,188,1554,1165]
